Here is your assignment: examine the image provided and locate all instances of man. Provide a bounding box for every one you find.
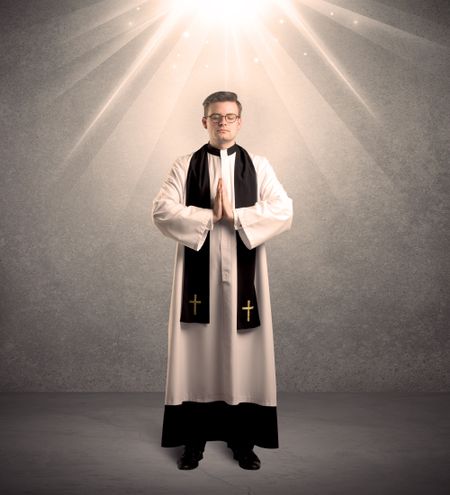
[152,91,292,470]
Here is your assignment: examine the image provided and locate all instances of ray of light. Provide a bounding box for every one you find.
[62,0,155,41]
[224,26,231,88]
[56,0,440,219]
[229,25,247,79]
[300,0,450,47]
[61,8,167,69]
[54,12,212,214]
[169,0,272,27]
[65,9,181,160]
[277,0,376,118]
[0,3,166,110]
[298,0,450,73]
[23,11,169,119]
[243,16,397,205]
[51,12,167,103]
[6,0,150,46]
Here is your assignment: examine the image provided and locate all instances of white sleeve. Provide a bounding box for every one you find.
[152,156,214,251]
[234,157,293,249]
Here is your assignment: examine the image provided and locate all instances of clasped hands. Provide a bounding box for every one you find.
[213,178,234,225]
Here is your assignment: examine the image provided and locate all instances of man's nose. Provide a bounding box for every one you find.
[217,116,228,124]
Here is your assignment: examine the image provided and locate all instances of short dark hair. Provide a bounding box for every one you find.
[202,91,242,117]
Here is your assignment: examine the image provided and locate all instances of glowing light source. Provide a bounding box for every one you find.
[170,0,271,25]
[66,0,378,162]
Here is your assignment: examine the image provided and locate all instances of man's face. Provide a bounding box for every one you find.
[202,101,241,149]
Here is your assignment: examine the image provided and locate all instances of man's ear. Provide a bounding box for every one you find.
[202,117,207,129]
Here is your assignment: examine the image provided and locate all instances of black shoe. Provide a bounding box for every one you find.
[177,446,204,470]
[233,448,261,470]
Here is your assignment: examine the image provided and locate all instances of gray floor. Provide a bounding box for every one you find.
[0,393,449,495]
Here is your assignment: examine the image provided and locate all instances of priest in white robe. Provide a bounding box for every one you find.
[152,91,293,470]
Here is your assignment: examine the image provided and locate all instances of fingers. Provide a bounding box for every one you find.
[220,180,230,204]
[213,178,223,223]
[213,178,234,224]
[217,179,223,203]
[221,180,231,204]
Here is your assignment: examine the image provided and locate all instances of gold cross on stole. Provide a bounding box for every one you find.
[242,300,254,322]
[189,294,202,316]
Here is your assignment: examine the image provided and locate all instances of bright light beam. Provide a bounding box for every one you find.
[62,14,213,235]
[243,16,396,202]
[66,8,180,160]
[170,0,271,25]
[279,0,375,118]
[300,0,450,74]
[53,11,167,104]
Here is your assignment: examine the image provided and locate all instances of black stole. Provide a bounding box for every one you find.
[180,143,260,330]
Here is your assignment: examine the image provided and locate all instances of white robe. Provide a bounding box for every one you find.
[152,146,293,407]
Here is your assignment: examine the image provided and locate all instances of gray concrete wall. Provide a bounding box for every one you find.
[1,0,449,391]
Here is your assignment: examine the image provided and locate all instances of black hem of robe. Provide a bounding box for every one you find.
[161,401,279,449]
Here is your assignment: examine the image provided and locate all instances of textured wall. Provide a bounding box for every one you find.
[0,0,449,391]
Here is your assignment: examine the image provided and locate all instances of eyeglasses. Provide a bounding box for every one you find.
[206,113,240,124]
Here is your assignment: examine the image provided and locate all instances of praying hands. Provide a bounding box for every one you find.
[213,178,234,224]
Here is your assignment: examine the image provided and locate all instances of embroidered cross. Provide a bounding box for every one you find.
[242,300,254,322]
[189,294,202,316]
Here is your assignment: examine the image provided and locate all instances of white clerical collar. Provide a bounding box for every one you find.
[206,142,238,156]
